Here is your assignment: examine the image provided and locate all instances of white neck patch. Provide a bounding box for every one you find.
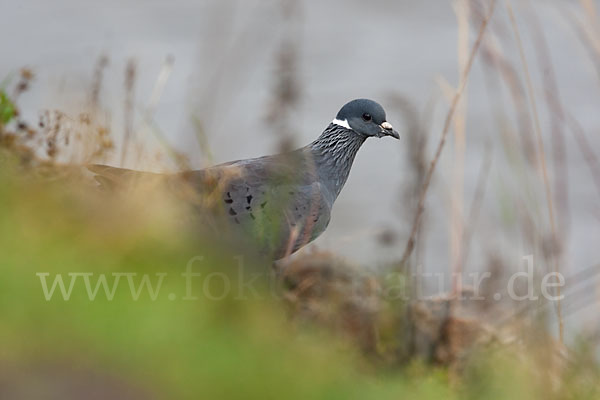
[332,118,351,129]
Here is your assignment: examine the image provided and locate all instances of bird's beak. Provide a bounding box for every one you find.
[380,121,400,139]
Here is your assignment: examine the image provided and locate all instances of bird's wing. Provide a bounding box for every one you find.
[87,151,332,258]
[178,156,332,258]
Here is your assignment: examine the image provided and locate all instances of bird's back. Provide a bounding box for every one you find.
[89,149,335,259]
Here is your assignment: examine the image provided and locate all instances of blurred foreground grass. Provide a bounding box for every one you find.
[0,140,599,399]
[0,150,452,399]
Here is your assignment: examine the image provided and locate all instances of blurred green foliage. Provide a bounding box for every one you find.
[0,90,16,125]
[0,151,449,399]
[0,149,599,399]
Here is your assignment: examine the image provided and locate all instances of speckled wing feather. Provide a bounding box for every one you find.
[177,151,334,258]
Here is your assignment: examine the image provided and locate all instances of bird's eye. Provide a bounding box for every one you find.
[362,113,372,121]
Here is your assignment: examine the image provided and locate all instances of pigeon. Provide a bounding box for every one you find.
[89,99,399,260]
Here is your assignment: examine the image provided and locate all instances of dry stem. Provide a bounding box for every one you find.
[399,0,497,268]
[505,0,563,344]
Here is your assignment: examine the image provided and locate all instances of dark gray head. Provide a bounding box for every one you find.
[333,99,399,139]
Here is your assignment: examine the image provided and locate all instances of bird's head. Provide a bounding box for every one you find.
[333,99,399,139]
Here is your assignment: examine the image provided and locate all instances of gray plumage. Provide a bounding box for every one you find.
[89,99,399,259]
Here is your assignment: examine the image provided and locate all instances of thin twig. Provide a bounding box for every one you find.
[450,0,470,298]
[505,0,563,344]
[140,56,192,171]
[458,143,493,270]
[399,0,497,268]
[528,7,570,236]
[147,55,174,115]
[121,59,136,166]
[564,110,600,200]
